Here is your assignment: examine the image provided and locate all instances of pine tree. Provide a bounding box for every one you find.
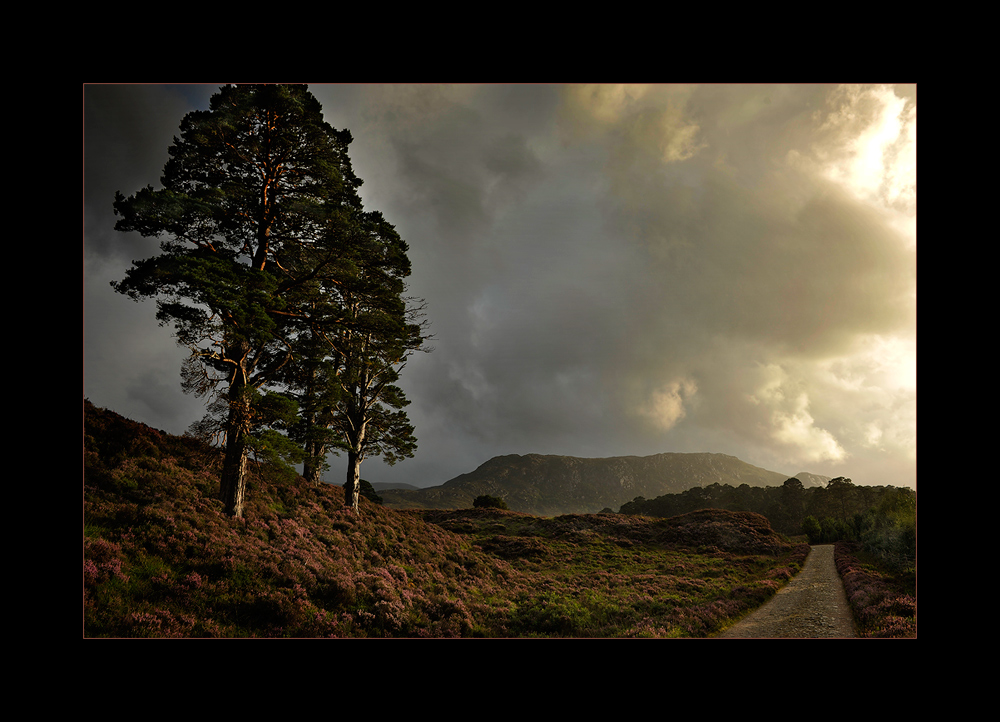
[289,210,430,511]
[112,84,370,518]
[281,324,345,485]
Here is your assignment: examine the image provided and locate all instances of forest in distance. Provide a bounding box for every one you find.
[620,476,915,574]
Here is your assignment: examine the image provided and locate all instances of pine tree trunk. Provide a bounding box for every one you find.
[344,414,367,512]
[345,450,362,512]
[219,382,252,518]
[220,435,248,518]
[300,359,326,485]
[303,445,323,485]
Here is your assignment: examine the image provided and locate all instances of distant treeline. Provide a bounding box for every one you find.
[620,477,915,573]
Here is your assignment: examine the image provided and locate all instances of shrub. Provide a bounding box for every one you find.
[801,515,822,544]
[820,516,852,543]
[802,515,854,544]
[473,495,508,510]
[84,402,824,638]
[359,479,383,506]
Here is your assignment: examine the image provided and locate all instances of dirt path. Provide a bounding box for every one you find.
[716,544,857,638]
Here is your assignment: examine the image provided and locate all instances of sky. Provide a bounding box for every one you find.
[83,83,917,490]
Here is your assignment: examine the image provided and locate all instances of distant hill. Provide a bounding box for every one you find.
[789,472,831,488]
[370,482,420,492]
[378,453,828,516]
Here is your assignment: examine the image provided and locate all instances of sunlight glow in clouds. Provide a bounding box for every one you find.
[562,84,653,128]
[748,364,847,464]
[551,83,916,479]
[798,84,917,248]
[770,393,847,463]
[637,377,698,431]
[561,83,706,165]
[815,85,916,211]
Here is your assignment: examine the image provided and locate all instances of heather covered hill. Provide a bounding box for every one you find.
[83,401,810,638]
[379,452,826,516]
[84,401,518,637]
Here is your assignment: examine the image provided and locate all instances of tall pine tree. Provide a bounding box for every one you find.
[112,84,383,518]
[283,209,430,511]
[335,240,427,512]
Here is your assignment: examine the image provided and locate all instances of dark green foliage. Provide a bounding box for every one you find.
[820,515,851,544]
[473,495,509,510]
[320,236,429,511]
[851,487,915,573]
[801,515,823,544]
[624,477,915,550]
[111,85,367,518]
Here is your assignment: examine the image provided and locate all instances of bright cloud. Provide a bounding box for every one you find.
[815,85,915,206]
[770,392,847,463]
[636,377,698,431]
[745,362,847,464]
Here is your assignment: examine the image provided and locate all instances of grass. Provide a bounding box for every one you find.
[414,508,809,637]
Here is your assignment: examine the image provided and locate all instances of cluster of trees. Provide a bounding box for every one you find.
[112,84,428,518]
[800,486,915,572]
[620,477,916,569]
[472,495,509,510]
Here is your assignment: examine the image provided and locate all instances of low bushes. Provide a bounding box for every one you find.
[835,541,916,638]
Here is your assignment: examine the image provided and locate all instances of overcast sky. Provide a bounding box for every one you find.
[83,83,916,490]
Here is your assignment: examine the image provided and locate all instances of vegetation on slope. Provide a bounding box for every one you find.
[84,401,810,638]
[835,541,916,638]
[415,507,809,637]
[84,401,513,637]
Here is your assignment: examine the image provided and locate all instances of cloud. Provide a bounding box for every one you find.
[634,378,698,431]
[771,399,847,463]
[403,83,914,482]
[789,83,916,242]
[559,83,706,169]
[745,363,846,463]
[84,84,916,490]
[812,85,916,205]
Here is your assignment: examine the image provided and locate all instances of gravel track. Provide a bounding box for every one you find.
[716,544,857,638]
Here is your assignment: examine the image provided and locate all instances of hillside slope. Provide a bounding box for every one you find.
[83,400,808,638]
[380,452,826,515]
[83,400,523,637]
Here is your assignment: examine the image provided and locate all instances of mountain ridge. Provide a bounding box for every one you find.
[378,451,829,516]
